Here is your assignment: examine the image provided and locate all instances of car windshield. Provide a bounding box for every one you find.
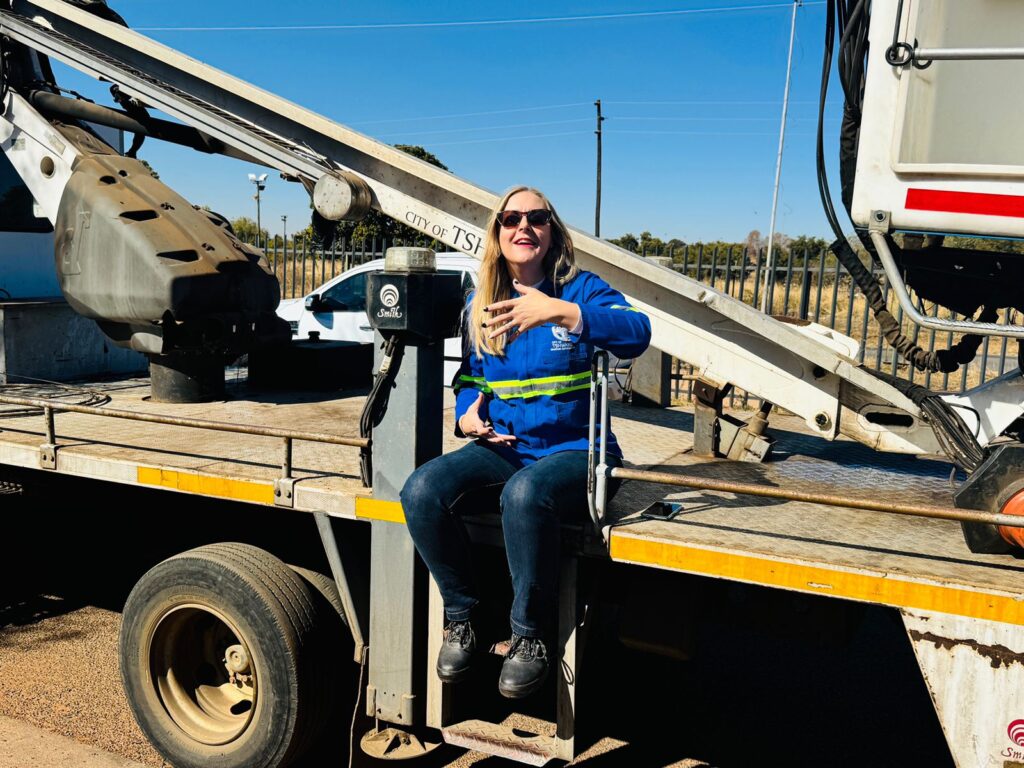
[321,271,368,312]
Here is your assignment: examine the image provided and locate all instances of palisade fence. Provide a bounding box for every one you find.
[257,236,391,301]
[256,235,1017,409]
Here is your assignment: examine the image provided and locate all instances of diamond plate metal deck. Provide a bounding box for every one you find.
[441,720,556,766]
[2,374,1023,609]
[605,405,1024,617]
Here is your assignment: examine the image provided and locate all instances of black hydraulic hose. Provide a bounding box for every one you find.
[358,335,404,487]
[816,1,987,472]
[26,89,260,161]
[836,0,868,114]
[817,0,992,377]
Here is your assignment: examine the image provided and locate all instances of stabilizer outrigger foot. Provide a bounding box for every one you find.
[360,725,442,760]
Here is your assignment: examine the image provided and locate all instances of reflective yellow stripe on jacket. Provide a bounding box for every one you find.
[456,371,590,400]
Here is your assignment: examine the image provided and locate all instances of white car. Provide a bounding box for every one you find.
[276,253,479,384]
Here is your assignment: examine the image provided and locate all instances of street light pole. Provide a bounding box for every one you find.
[248,173,268,249]
[760,0,801,314]
[594,99,605,237]
[281,214,287,250]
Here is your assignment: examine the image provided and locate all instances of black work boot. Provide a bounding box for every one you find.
[437,620,476,683]
[498,634,549,698]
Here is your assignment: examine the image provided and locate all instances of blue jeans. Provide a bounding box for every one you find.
[400,442,622,637]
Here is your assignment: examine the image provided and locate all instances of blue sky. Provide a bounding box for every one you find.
[53,1,840,243]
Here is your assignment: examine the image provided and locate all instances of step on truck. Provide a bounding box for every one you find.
[2,0,1024,765]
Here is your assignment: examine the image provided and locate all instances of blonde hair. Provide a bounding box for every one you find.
[469,186,579,357]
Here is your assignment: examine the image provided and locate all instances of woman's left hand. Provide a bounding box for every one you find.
[484,281,581,341]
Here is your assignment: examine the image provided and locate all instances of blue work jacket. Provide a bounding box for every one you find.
[453,270,652,465]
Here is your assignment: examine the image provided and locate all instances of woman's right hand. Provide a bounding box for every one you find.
[460,393,517,444]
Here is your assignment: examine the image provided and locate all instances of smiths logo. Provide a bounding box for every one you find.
[1002,719,1024,762]
[377,284,403,319]
[1010,721,1024,747]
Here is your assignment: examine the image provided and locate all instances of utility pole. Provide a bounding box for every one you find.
[760,0,801,314]
[594,99,605,237]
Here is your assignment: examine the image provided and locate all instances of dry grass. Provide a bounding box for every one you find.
[266,249,377,300]
[670,261,1015,406]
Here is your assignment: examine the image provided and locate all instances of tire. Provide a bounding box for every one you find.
[288,565,348,628]
[287,564,357,749]
[119,543,330,768]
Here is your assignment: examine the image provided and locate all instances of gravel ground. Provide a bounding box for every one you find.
[0,602,652,768]
[0,595,952,768]
[0,600,168,767]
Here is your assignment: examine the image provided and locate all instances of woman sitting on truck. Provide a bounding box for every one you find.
[400,186,651,698]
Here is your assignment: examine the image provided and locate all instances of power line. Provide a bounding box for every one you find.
[349,103,590,127]
[607,129,816,136]
[426,131,591,147]
[136,2,827,32]
[604,99,835,106]
[383,118,834,143]
[612,115,839,122]
[415,129,824,146]
[379,118,592,138]
[351,101,839,129]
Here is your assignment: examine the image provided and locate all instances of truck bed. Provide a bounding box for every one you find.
[1,374,1022,625]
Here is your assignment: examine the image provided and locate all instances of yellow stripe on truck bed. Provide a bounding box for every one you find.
[355,497,406,524]
[610,533,1024,626]
[137,467,275,505]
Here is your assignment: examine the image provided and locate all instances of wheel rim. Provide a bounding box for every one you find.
[149,603,258,746]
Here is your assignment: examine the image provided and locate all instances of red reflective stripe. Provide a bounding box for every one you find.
[906,189,1024,219]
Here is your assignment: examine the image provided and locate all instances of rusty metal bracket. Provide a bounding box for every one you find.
[274,477,297,508]
[38,443,56,470]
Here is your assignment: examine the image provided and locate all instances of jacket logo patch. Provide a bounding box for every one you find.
[551,325,574,351]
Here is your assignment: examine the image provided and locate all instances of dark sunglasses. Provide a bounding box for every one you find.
[496,209,553,228]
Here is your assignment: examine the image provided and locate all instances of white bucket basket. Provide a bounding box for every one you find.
[852,0,1024,239]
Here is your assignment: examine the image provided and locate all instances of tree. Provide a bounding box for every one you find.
[230,216,268,245]
[323,145,449,248]
[942,235,1024,255]
[788,234,828,257]
[608,233,639,252]
[137,158,160,179]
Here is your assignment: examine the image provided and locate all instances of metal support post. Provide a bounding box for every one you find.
[630,347,672,407]
[366,331,444,727]
[760,0,801,314]
[314,512,368,663]
[594,99,604,237]
[425,578,450,729]
[274,437,296,507]
[692,378,731,458]
[39,404,57,469]
[554,556,580,761]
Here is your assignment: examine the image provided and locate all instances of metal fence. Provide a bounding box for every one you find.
[662,244,1017,407]
[258,237,389,301]
[259,236,1016,407]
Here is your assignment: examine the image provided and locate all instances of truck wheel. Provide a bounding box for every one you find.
[120,543,329,768]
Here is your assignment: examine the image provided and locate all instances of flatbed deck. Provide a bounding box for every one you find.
[2,374,1022,626]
